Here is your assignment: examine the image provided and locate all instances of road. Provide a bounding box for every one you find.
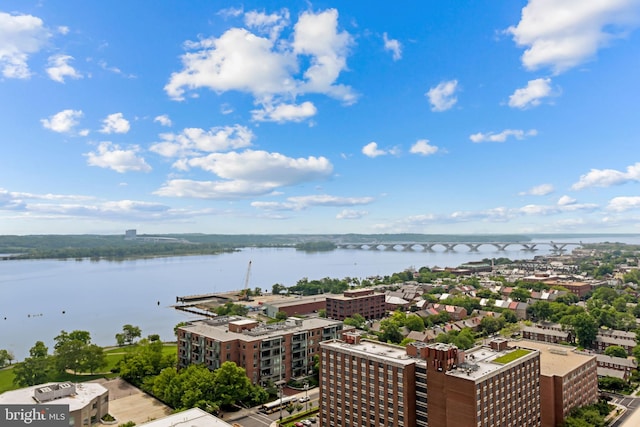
[604,392,640,427]
[224,388,320,427]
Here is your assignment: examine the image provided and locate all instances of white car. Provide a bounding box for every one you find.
[301,420,312,426]
[299,396,310,403]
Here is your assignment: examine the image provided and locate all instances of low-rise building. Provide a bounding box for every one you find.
[325,289,386,321]
[595,354,637,381]
[0,381,109,426]
[263,295,326,318]
[137,407,233,427]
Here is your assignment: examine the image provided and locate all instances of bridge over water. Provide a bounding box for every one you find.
[334,241,582,252]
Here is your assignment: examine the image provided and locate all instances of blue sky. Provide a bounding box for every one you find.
[1,1,640,235]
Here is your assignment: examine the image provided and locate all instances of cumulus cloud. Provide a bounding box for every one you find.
[46,54,82,83]
[508,78,553,109]
[471,129,538,143]
[41,109,84,133]
[0,11,50,78]
[362,142,391,158]
[155,150,333,199]
[410,139,439,156]
[519,183,554,196]
[154,114,172,127]
[100,113,130,134]
[572,162,640,190]
[244,8,290,40]
[150,125,254,158]
[383,32,402,60]
[426,80,458,112]
[607,196,640,212]
[507,0,640,73]
[557,195,576,205]
[251,101,317,123]
[165,8,356,108]
[85,142,151,173]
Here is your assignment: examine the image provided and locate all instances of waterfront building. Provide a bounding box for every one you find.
[262,295,327,318]
[177,316,344,385]
[513,340,598,427]
[0,381,109,426]
[325,288,386,321]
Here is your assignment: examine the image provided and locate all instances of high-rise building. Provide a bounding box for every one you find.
[319,335,542,427]
[512,340,598,427]
[177,316,344,385]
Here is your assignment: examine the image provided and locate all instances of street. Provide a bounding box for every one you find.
[224,388,320,427]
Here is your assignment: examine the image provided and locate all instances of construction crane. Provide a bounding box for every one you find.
[242,260,252,301]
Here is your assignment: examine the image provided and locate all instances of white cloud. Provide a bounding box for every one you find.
[166,9,356,107]
[572,162,640,190]
[362,142,387,158]
[607,196,640,212]
[507,0,640,73]
[470,129,538,143]
[508,78,553,109]
[0,12,50,78]
[154,114,172,127]
[426,80,458,112]
[150,125,254,158]
[100,113,130,134]
[156,150,333,199]
[410,139,439,156]
[252,101,317,123]
[244,8,290,40]
[85,142,151,173]
[41,109,83,133]
[252,195,373,212]
[557,195,576,205]
[383,32,402,60]
[57,26,69,35]
[46,54,82,83]
[519,183,554,196]
[337,209,368,219]
[97,60,136,78]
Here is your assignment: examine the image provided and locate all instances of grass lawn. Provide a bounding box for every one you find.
[493,349,530,364]
[0,344,177,394]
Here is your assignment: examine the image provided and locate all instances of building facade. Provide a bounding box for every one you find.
[177,316,344,385]
[325,289,386,321]
[513,340,598,427]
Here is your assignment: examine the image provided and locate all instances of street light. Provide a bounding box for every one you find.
[304,382,309,411]
[275,379,286,423]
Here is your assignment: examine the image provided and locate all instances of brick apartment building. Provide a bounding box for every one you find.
[514,340,598,427]
[319,335,542,427]
[177,316,344,385]
[263,295,327,318]
[325,288,386,321]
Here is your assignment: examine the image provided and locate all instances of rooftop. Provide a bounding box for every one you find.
[509,340,595,377]
[446,344,539,382]
[0,382,107,412]
[138,408,233,427]
[321,339,417,367]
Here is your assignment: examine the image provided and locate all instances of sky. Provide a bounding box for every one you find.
[1,1,640,236]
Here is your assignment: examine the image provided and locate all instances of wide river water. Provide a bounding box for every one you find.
[1,236,637,360]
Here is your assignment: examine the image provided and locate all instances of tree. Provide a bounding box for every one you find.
[343,313,366,329]
[118,338,175,386]
[53,330,95,374]
[13,341,52,386]
[379,319,403,344]
[604,345,628,359]
[405,314,426,332]
[82,344,107,374]
[528,301,552,322]
[480,316,504,335]
[212,361,252,407]
[318,308,327,318]
[275,311,288,321]
[573,313,598,349]
[510,288,531,302]
[272,283,287,295]
[116,324,142,346]
[500,310,518,324]
[0,349,15,367]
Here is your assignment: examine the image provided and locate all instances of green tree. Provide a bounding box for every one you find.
[480,316,504,335]
[318,308,327,318]
[272,283,287,295]
[405,314,426,332]
[13,341,52,386]
[500,310,518,324]
[118,324,142,346]
[53,330,94,374]
[212,361,252,407]
[344,313,366,329]
[604,345,628,359]
[379,319,404,344]
[572,313,598,349]
[275,311,288,321]
[0,349,15,367]
[118,338,175,386]
[82,344,107,374]
[510,288,531,302]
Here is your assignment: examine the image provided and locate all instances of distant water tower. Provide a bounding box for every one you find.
[125,229,137,240]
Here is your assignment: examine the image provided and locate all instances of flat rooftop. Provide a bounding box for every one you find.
[264,295,327,308]
[446,344,538,382]
[321,339,417,367]
[181,316,342,343]
[0,382,107,412]
[509,339,595,377]
[138,408,233,427]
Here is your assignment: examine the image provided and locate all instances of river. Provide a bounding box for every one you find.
[0,236,637,360]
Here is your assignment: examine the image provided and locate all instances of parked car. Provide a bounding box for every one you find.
[299,396,310,403]
[302,420,312,426]
[294,423,304,427]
